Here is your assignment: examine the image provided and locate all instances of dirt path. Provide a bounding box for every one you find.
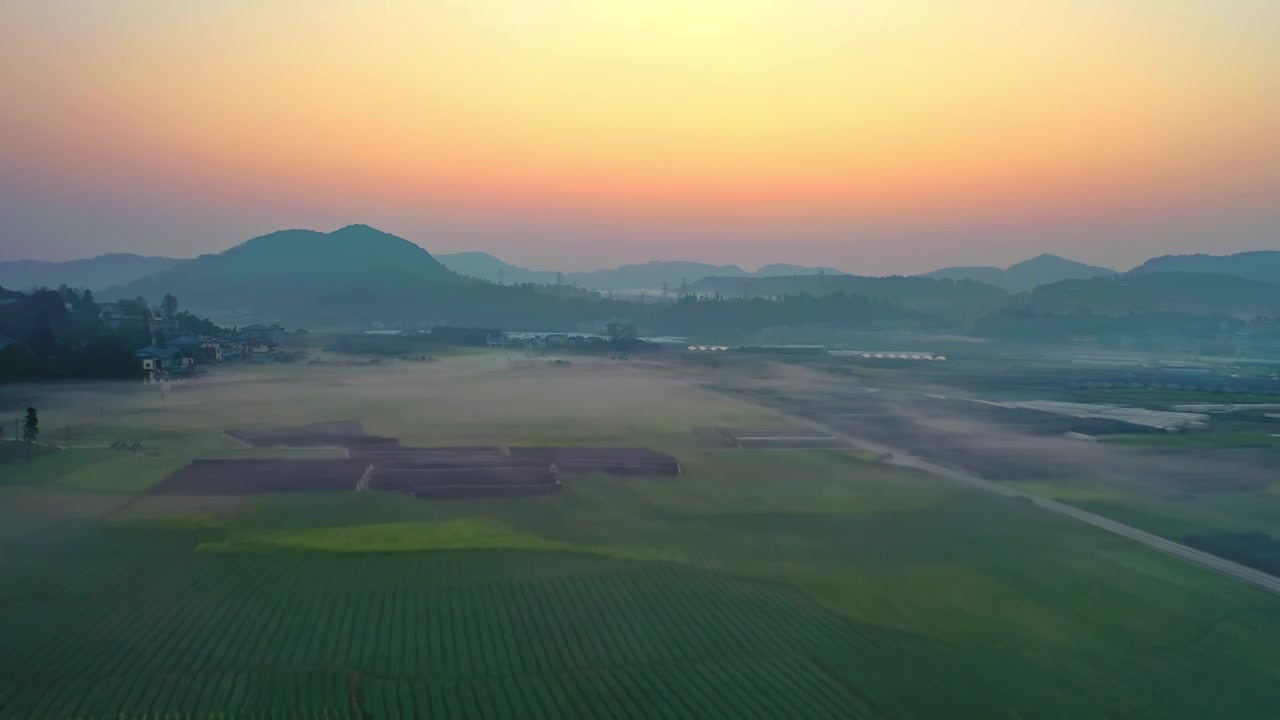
[701,379,1280,598]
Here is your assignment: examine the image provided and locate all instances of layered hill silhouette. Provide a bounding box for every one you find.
[19,226,1279,329]
[1128,251,1280,285]
[689,273,1010,321]
[1019,272,1280,317]
[0,253,183,293]
[105,225,617,328]
[922,254,1114,293]
[436,253,842,289]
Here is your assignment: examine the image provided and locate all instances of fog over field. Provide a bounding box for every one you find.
[3,1,1280,716]
[2,338,1280,717]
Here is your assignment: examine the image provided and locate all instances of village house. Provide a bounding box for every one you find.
[249,338,281,362]
[241,323,285,343]
[135,346,177,381]
[219,339,249,361]
[196,337,224,363]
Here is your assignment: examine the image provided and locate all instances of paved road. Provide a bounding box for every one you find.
[734,392,1280,598]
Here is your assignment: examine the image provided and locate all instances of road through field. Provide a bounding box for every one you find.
[713,386,1280,598]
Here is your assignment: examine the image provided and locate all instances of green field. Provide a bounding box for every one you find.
[3,355,1280,718]
[1078,388,1280,408]
[1102,432,1280,449]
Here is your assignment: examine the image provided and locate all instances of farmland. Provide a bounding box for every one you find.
[707,356,1280,596]
[3,353,1280,718]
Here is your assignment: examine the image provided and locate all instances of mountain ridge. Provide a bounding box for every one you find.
[1019,271,1280,317]
[105,225,462,316]
[0,253,184,293]
[922,253,1114,293]
[435,253,843,289]
[1127,250,1280,284]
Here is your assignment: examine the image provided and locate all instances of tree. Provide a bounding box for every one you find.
[22,407,38,454]
[29,308,56,357]
[606,322,637,349]
[161,293,179,319]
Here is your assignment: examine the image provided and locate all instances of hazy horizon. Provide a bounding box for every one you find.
[2,1,1278,273]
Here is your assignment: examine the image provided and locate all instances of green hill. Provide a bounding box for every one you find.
[435,253,845,289]
[689,273,1009,321]
[1128,251,1280,284]
[1020,272,1280,317]
[924,253,1114,292]
[0,253,183,293]
[105,225,624,329]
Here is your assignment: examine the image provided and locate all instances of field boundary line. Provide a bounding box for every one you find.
[356,464,375,491]
[222,431,253,448]
[708,383,1280,599]
[802,655,891,720]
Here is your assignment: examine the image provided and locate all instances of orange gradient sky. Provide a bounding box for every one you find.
[1,1,1278,272]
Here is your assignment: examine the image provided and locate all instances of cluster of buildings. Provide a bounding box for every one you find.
[499,332,611,349]
[136,323,285,381]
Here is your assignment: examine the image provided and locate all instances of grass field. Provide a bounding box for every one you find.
[3,354,1280,718]
[1102,432,1280,449]
[1078,388,1280,407]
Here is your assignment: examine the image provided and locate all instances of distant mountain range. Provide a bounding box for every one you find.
[1128,251,1280,285]
[0,253,183,293]
[1022,272,1280,318]
[11,240,1277,300]
[435,253,843,290]
[100,225,625,329]
[689,273,1010,322]
[8,230,1280,328]
[105,225,459,320]
[921,254,1115,293]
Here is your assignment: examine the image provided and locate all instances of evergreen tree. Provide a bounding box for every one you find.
[22,407,38,454]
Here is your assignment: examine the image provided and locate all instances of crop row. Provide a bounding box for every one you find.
[0,549,885,718]
[362,655,875,719]
[1,673,348,720]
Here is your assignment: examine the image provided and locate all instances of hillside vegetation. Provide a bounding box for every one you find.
[106,226,635,329]
[922,253,1114,293]
[1129,251,1280,284]
[1020,272,1280,317]
[0,254,182,292]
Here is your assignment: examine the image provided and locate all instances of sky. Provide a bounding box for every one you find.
[1,1,1277,274]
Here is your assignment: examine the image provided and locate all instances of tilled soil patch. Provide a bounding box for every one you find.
[350,446,518,467]
[371,466,558,491]
[509,447,681,476]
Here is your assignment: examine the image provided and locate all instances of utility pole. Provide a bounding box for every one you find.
[498,267,504,286]
[661,282,669,301]
[680,277,687,298]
